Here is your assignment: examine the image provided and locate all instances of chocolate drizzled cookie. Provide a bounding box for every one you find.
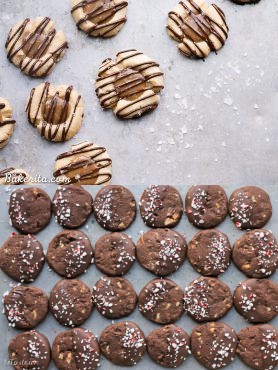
[0,98,15,149]
[0,167,29,185]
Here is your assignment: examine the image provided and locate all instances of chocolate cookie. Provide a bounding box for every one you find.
[3,286,48,329]
[191,322,237,369]
[147,324,190,368]
[237,324,278,370]
[46,230,93,278]
[232,229,278,278]
[184,277,233,322]
[99,321,146,366]
[49,279,93,327]
[8,330,51,370]
[52,328,100,370]
[52,185,93,228]
[136,229,187,276]
[185,185,228,228]
[9,187,52,234]
[234,278,278,323]
[93,185,136,231]
[138,278,184,324]
[94,232,135,276]
[0,233,44,283]
[229,186,272,229]
[188,229,231,276]
[92,276,137,319]
[139,185,183,228]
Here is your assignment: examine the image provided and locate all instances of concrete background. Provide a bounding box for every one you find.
[0,0,277,184]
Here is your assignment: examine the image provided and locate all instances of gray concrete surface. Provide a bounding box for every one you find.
[0,0,277,184]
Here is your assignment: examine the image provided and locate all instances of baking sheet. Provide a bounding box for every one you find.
[0,184,277,369]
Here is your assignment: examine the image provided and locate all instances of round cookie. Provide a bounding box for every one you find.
[184,276,233,322]
[147,324,190,368]
[95,49,164,119]
[93,185,136,231]
[0,98,15,149]
[136,229,187,276]
[0,233,44,283]
[9,187,52,234]
[95,232,135,276]
[52,328,100,370]
[5,17,67,77]
[52,185,93,228]
[71,0,128,38]
[0,167,30,185]
[8,330,51,370]
[3,286,48,329]
[49,279,93,327]
[26,82,84,142]
[232,229,278,278]
[229,186,272,229]
[185,185,228,228]
[191,322,237,369]
[54,141,112,185]
[99,321,146,366]
[138,278,184,324]
[167,0,229,59]
[139,185,183,228]
[234,278,278,323]
[237,324,278,370]
[188,229,231,276]
[92,276,137,319]
[46,230,93,278]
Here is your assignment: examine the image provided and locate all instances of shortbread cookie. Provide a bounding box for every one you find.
[71,0,128,38]
[167,0,229,59]
[5,17,67,77]
[54,141,112,185]
[0,98,15,149]
[26,82,84,142]
[95,49,164,119]
[0,167,29,185]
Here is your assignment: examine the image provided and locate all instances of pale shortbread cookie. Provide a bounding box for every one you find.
[71,0,128,38]
[26,82,84,142]
[95,49,164,119]
[5,17,68,77]
[167,0,229,59]
[54,141,112,185]
[0,168,30,185]
[0,98,15,149]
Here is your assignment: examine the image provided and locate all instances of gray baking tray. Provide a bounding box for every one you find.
[0,184,277,369]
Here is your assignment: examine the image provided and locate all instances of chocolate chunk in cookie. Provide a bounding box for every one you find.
[92,276,137,319]
[139,185,183,228]
[138,278,184,324]
[191,322,237,369]
[52,185,93,228]
[136,228,187,276]
[3,286,48,329]
[229,186,272,229]
[184,277,233,322]
[46,230,93,278]
[9,187,52,234]
[100,321,146,366]
[234,278,278,323]
[147,324,190,368]
[49,279,93,327]
[232,229,278,278]
[95,232,135,276]
[188,229,231,276]
[93,185,136,231]
[185,185,228,228]
[237,324,278,370]
[8,330,51,370]
[0,233,44,283]
[52,328,100,370]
